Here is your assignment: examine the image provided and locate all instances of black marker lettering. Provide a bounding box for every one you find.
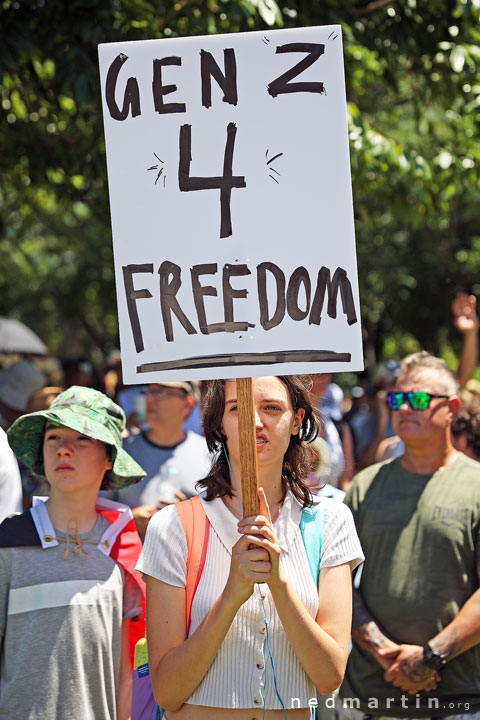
[178,123,246,238]
[309,266,357,326]
[122,264,153,352]
[200,49,238,108]
[257,262,286,331]
[267,43,325,98]
[152,57,186,114]
[287,266,311,321]
[106,54,141,121]
[191,263,218,334]
[223,264,253,332]
[158,261,197,342]
[138,349,351,374]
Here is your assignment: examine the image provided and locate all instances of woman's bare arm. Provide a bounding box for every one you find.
[272,562,353,693]
[146,536,271,712]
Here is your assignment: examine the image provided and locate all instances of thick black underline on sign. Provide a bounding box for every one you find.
[136,350,351,374]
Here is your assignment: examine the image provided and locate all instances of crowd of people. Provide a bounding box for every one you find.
[0,293,479,719]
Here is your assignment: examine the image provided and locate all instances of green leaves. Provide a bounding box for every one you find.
[255,0,283,27]
[0,0,479,368]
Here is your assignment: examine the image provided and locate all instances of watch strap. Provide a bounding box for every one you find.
[423,643,447,670]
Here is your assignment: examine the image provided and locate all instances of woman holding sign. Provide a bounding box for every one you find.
[137,375,363,719]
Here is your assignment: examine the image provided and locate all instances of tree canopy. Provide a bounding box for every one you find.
[1,0,479,373]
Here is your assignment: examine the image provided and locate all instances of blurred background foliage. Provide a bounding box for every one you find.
[1,0,479,374]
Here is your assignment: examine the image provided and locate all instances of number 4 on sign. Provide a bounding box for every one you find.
[178,122,246,239]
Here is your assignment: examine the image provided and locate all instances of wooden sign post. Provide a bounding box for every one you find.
[236,377,259,517]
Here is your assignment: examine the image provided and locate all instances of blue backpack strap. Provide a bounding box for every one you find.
[299,501,324,586]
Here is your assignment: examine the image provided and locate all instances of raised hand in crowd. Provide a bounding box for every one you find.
[453,292,479,389]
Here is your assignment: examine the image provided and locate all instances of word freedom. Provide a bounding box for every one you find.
[123,260,358,351]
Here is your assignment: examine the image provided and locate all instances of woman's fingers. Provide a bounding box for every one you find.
[237,502,282,583]
[238,514,276,541]
[238,514,270,529]
[230,538,272,586]
[233,536,272,566]
[230,505,282,595]
[241,534,280,559]
[238,523,275,541]
[246,562,272,574]
[233,534,260,551]
[257,487,272,523]
[233,538,270,560]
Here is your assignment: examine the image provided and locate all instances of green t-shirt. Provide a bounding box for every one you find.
[340,453,480,717]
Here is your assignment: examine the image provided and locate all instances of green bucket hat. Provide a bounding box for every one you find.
[7,385,146,491]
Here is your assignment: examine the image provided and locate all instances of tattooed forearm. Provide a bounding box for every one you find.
[429,632,458,661]
[426,584,480,661]
[352,590,390,650]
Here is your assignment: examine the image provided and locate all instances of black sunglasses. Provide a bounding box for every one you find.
[386,391,450,411]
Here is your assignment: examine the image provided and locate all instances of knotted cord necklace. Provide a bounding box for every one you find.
[53,520,99,559]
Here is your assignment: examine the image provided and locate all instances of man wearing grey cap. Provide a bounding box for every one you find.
[113,381,211,537]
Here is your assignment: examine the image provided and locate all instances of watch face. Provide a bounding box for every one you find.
[424,645,446,670]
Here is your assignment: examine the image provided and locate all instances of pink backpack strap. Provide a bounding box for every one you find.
[176,496,210,633]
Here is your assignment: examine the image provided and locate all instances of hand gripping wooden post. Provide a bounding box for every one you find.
[236,377,259,517]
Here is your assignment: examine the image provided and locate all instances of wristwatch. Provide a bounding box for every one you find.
[423,643,447,670]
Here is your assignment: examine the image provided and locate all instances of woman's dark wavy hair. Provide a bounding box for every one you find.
[197,375,322,508]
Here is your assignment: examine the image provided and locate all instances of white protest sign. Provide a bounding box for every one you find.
[98,26,363,384]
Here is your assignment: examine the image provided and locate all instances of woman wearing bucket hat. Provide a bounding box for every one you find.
[0,386,147,720]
